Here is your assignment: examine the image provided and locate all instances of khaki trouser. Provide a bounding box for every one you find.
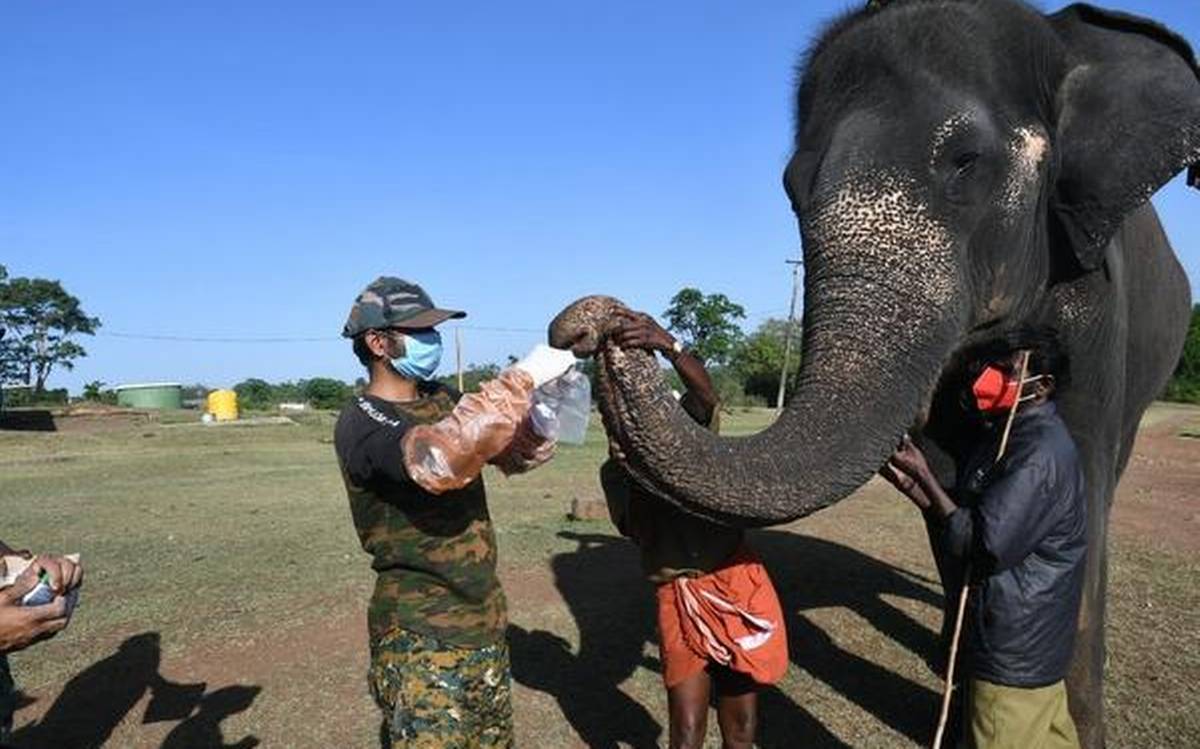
[968,678,1080,749]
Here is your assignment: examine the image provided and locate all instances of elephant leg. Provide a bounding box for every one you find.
[1066,497,1110,749]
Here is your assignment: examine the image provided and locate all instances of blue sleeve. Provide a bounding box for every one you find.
[943,506,975,560]
[941,441,1064,573]
[974,444,1063,572]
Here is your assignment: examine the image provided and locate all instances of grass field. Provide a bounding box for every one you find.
[1,404,1198,748]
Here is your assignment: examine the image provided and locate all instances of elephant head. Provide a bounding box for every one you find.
[550,0,1200,526]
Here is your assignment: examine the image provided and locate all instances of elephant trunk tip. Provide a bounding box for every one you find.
[549,295,629,356]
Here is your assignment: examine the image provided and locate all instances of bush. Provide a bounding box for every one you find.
[230,377,353,411]
[86,389,119,406]
[1163,379,1200,405]
[1163,305,1200,404]
[2,386,68,408]
[730,318,801,405]
[438,363,502,394]
[233,378,275,411]
[301,378,352,410]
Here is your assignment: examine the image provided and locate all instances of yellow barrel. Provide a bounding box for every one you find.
[206,389,239,421]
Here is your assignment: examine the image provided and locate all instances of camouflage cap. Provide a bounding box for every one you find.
[342,277,466,337]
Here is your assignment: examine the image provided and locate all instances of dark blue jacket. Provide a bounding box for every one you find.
[941,401,1087,688]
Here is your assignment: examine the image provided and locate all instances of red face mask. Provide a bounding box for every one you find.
[972,365,1019,414]
[971,364,1043,415]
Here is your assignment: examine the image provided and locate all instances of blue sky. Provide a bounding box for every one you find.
[3,0,1198,392]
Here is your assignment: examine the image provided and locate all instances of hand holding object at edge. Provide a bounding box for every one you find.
[0,565,71,654]
[32,554,84,596]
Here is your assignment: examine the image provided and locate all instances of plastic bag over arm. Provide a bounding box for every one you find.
[402,368,539,494]
[491,412,557,476]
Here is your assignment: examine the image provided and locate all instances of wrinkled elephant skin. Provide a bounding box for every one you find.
[550,2,1198,747]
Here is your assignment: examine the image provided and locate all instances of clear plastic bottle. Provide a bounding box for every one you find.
[530,368,591,444]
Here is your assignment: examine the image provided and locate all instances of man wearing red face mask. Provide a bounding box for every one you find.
[882,328,1086,749]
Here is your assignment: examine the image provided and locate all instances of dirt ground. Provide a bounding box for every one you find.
[3,404,1198,748]
[1111,404,1200,555]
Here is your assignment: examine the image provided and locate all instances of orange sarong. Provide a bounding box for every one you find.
[656,547,788,688]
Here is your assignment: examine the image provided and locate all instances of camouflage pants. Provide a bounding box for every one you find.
[369,628,513,749]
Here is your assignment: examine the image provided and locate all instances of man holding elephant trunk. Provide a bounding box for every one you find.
[600,308,788,749]
[882,328,1086,749]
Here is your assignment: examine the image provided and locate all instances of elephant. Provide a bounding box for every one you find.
[548,2,1197,747]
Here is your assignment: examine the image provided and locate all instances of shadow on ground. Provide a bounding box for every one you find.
[0,411,56,432]
[510,529,944,748]
[13,632,260,749]
[509,532,662,749]
[752,529,944,747]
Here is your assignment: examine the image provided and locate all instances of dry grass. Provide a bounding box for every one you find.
[0,404,1195,747]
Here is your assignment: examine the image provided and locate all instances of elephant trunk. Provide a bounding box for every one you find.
[551,169,965,526]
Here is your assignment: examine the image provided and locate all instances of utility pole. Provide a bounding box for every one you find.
[775,258,803,414]
[455,327,464,393]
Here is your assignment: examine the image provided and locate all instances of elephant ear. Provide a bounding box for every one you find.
[1049,4,1200,270]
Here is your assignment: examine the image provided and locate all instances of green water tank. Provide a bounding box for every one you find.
[115,382,183,410]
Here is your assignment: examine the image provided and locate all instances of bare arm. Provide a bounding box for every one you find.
[667,350,717,419]
[611,309,718,418]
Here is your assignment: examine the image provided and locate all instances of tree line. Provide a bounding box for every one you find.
[1,273,1197,409]
[141,298,1200,412]
[644,289,1200,410]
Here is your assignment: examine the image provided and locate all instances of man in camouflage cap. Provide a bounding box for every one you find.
[334,277,574,748]
[341,277,467,338]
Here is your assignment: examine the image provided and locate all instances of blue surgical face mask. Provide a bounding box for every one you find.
[393,329,443,381]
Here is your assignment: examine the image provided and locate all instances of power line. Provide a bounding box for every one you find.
[102,332,339,343]
[452,325,544,334]
[100,300,798,346]
[99,323,545,344]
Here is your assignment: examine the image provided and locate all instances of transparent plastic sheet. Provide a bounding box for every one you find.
[531,368,591,445]
[528,402,559,441]
[493,414,557,476]
[402,368,539,493]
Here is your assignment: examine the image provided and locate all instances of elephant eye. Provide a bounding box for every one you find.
[783,149,822,214]
[953,151,981,176]
[943,149,991,206]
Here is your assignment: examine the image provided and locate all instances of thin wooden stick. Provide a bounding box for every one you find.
[932,574,971,749]
[996,351,1031,463]
[931,349,1031,749]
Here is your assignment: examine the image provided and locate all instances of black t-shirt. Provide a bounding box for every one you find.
[333,381,506,648]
